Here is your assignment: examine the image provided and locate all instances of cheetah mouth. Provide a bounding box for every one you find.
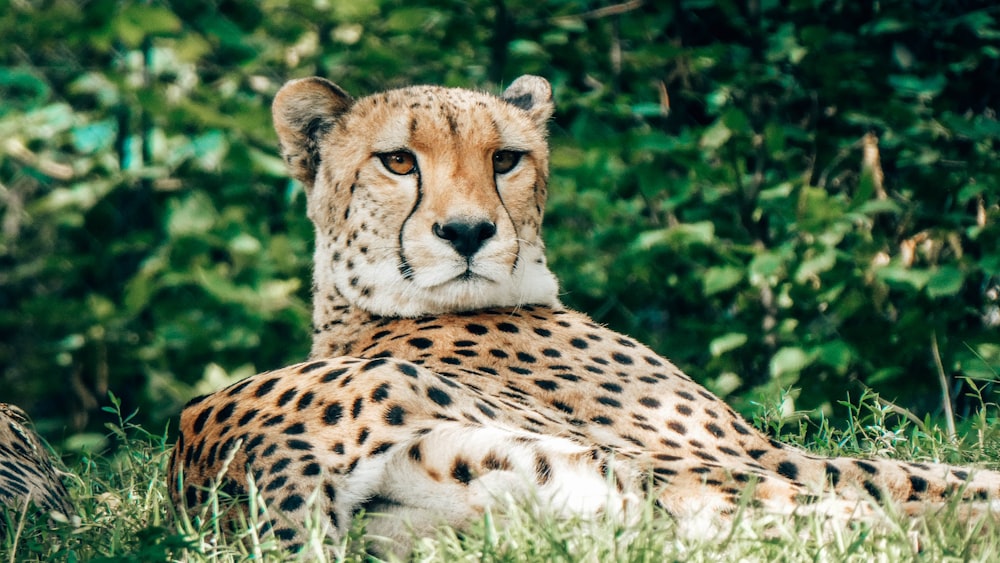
[426,268,495,288]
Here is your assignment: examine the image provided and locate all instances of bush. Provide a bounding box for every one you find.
[1,0,997,439]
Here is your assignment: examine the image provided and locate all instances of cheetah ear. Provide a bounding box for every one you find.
[501,75,554,127]
[272,77,354,189]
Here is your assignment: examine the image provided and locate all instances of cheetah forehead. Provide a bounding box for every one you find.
[345,85,547,155]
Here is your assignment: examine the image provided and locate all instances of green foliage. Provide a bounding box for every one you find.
[1,1,998,438]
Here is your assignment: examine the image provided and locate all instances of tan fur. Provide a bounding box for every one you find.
[0,403,75,528]
[169,76,1000,556]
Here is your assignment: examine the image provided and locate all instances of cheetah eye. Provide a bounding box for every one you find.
[492,150,523,174]
[378,151,418,175]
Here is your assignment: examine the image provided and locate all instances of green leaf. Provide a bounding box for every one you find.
[634,222,715,250]
[794,247,837,284]
[875,264,931,291]
[888,74,946,98]
[749,252,786,286]
[926,266,964,298]
[710,333,748,356]
[114,4,182,47]
[703,266,744,295]
[770,347,812,379]
[815,341,853,375]
[699,118,732,150]
[167,193,218,237]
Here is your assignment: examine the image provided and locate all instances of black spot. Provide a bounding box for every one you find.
[255,378,279,397]
[192,407,213,434]
[323,403,343,425]
[277,389,298,407]
[351,397,364,418]
[476,402,496,419]
[496,322,519,333]
[371,383,390,403]
[855,460,878,475]
[676,404,693,416]
[909,475,928,493]
[676,390,696,401]
[284,423,306,435]
[185,486,198,507]
[397,363,419,378]
[516,352,536,363]
[542,348,561,358]
[322,368,349,382]
[466,323,488,335]
[638,397,660,408]
[863,481,882,502]
[704,423,725,438]
[263,414,286,427]
[570,338,588,349]
[408,337,433,349]
[299,361,327,375]
[371,442,393,455]
[385,405,406,425]
[533,327,552,337]
[731,421,752,435]
[279,494,304,513]
[776,461,799,480]
[600,382,623,393]
[427,387,452,406]
[490,349,509,359]
[552,400,574,413]
[296,392,315,410]
[611,352,634,365]
[357,428,370,445]
[825,464,846,487]
[274,527,297,541]
[452,460,473,484]
[533,379,559,391]
[592,416,613,425]
[361,358,390,371]
[952,469,969,481]
[272,458,292,473]
[597,396,622,408]
[667,421,687,435]
[287,439,312,451]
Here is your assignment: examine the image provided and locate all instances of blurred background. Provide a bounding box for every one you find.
[1,0,998,450]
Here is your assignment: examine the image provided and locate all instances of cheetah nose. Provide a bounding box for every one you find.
[433,220,497,258]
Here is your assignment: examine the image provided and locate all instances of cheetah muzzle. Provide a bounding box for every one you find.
[168,75,1000,556]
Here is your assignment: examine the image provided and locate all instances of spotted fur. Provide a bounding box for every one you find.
[0,403,75,530]
[169,76,1000,555]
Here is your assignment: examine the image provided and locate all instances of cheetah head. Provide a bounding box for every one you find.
[273,76,560,317]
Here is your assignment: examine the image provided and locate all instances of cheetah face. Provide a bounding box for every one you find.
[273,76,560,317]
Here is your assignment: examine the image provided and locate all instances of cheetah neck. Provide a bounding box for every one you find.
[309,283,380,358]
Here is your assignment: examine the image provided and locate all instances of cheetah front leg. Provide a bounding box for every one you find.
[356,422,639,556]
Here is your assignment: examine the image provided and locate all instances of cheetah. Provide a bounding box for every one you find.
[169,75,1000,555]
[0,403,75,532]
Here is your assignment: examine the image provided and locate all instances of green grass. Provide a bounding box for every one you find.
[4,391,1000,562]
